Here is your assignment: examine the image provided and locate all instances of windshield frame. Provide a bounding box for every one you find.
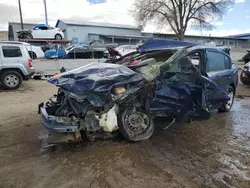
[159,47,189,71]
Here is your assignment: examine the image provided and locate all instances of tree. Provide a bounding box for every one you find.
[132,0,233,41]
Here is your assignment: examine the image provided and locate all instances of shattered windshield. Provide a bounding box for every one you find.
[137,48,187,81]
[159,48,187,71]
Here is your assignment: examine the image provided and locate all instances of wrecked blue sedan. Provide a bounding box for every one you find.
[39,39,238,143]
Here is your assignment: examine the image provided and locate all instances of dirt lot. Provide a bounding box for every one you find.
[0,79,250,188]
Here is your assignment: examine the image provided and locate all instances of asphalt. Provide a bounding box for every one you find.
[0,78,250,188]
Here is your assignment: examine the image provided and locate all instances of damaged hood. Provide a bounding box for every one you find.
[138,38,198,52]
[48,62,143,94]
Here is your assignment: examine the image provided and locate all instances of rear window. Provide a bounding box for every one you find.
[2,46,22,58]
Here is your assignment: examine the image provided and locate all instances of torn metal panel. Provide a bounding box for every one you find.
[48,62,143,94]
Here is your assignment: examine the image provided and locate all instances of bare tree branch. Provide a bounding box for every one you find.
[132,0,234,40]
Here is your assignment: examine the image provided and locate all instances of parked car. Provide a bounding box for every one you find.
[242,49,250,64]
[115,45,138,56]
[22,42,44,59]
[240,62,250,85]
[38,39,238,144]
[17,24,64,40]
[0,41,35,89]
[67,46,104,59]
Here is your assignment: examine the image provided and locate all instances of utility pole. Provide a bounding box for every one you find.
[43,0,48,25]
[18,0,24,30]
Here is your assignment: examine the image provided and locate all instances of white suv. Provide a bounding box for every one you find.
[0,41,35,89]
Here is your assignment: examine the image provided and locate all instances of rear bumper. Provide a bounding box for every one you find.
[39,103,79,133]
[24,70,35,80]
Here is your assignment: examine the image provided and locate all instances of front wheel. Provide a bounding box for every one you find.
[240,71,250,85]
[218,86,235,112]
[118,108,154,142]
[26,33,33,39]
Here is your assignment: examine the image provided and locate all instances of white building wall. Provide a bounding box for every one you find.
[66,25,141,43]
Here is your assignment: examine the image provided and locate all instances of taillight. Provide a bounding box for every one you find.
[58,28,62,32]
[28,58,33,68]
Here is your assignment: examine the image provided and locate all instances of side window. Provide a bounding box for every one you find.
[82,47,89,51]
[224,55,231,69]
[206,51,225,72]
[72,48,83,53]
[2,46,22,58]
[38,26,48,30]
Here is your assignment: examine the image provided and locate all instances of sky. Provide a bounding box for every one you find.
[0,0,249,37]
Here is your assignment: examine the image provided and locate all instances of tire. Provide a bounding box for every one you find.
[118,108,154,142]
[55,34,62,40]
[26,33,33,39]
[240,71,250,85]
[28,51,37,60]
[0,70,23,89]
[218,85,235,112]
[244,60,250,65]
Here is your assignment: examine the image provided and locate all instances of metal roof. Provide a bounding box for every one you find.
[56,19,140,30]
[228,33,250,39]
[9,22,37,26]
[143,32,248,40]
[89,33,150,40]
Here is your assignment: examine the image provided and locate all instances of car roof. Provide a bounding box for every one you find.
[186,45,229,53]
[0,41,25,46]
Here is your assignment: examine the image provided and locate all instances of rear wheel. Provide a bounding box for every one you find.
[26,33,33,39]
[240,71,250,85]
[218,85,235,112]
[0,70,23,89]
[55,34,62,40]
[118,108,154,142]
[244,60,250,64]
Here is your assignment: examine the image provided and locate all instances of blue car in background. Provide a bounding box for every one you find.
[44,49,67,59]
[44,44,88,59]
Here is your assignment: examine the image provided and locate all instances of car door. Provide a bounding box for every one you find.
[47,27,57,39]
[82,46,91,58]
[150,49,229,121]
[32,26,49,39]
[205,49,232,91]
[150,52,203,120]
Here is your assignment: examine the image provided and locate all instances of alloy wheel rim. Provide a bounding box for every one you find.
[226,90,234,109]
[124,111,149,133]
[4,75,19,87]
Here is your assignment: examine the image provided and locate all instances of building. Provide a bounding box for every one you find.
[229,33,250,40]
[7,20,250,48]
[0,31,8,41]
[142,33,250,48]
[55,19,147,45]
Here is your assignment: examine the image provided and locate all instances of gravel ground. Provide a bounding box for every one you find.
[0,77,250,188]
